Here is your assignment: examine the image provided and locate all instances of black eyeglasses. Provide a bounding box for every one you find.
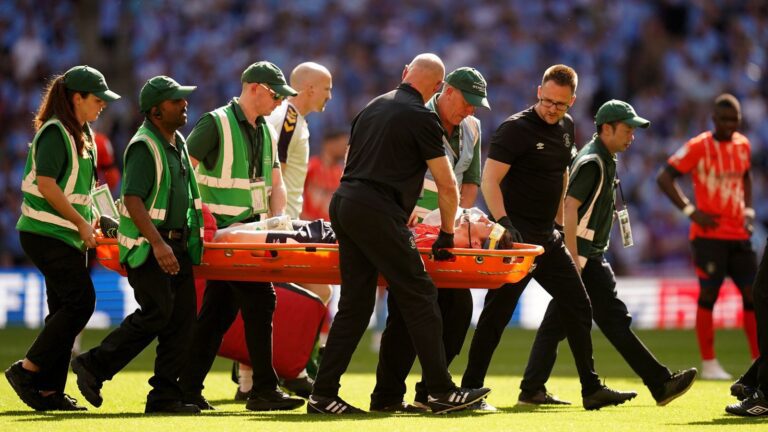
[259,83,285,101]
[538,97,570,111]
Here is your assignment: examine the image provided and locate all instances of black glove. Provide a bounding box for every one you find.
[431,230,455,261]
[497,216,524,243]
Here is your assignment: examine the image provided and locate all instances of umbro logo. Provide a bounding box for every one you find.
[536,143,545,150]
[747,405,768,415]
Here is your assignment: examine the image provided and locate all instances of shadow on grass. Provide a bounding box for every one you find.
[679,415,768,427]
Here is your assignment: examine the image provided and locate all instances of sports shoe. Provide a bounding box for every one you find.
[246,388,305,411]
[281,374,314,398]
[427,387,491,414]
[518,389,571,405]
[726,390,768,416]
[466,398,498,412]
[145,400,201,414]
[731,381,756,401]
[234,388,249,401]
[702,359,732,380]
[40,393,88,411]
[183,393,215,410]
[582,385,637,410]
[5,361,46,411]
[652,368,697,406]
[307,394,365,414]
[70,355,103,407]
[369,401,428,413]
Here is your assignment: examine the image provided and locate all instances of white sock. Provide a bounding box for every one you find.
[239,365,253,393]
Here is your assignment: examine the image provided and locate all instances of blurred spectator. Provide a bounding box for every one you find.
[2,0,768,274]
[301,131,347,221]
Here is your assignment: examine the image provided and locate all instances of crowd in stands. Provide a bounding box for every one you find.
[1,0,767,275]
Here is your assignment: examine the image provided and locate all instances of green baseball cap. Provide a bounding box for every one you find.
[62,65,121,102]
[445,67,490,109]
[241,61,298,97]
[139,75,196,112]
[595,100,650,128]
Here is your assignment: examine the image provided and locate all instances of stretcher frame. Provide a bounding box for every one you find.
[95,238,543,289]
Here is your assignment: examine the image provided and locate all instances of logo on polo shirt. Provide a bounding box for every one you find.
[563,133,572,148]
[536,143,545,150]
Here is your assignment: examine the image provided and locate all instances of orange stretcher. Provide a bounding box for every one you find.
[95,238,543,289]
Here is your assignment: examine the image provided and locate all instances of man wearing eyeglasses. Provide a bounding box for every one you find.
[519,100,697,408]
[369,67,493,413]
[461,64,638,410]
[180,61,304,412]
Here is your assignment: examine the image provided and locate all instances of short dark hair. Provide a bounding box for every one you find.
[597,120,620,135]
[542,64,578,94]
[496,229,516,250]
[714,93,740,113]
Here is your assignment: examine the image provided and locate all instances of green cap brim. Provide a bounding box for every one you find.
[461,91,490,110]
[94,89,121,102]
[167,86,197,100]
[270,83,298,97]
[624,116,650,128]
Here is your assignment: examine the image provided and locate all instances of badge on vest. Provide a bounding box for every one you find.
[91,184,118,219]
[616,208,633,248]
[250,179,268,215]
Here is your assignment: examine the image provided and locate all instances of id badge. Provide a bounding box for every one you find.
[250,180,268,215]
[616,209,633,248]
[91,184,118,219]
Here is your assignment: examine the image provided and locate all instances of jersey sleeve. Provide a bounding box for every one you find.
[34,126,69,180]
[122,141,156,200]
[415,111,447,161]
[487,120,525,165]
[567,161,600,203]
[186,114,220,170]
[667,137,702,174]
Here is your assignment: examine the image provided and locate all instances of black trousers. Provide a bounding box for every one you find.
[313,195,455,398]
[82,239,195,404]
[461,231,602,396]
[752,241,768,392]
[521,256,671,394]
[371,288,473,406]
[179,279,278,395]
[20,232,95,393]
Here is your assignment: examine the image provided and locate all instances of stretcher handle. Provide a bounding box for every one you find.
[96,238,544,257]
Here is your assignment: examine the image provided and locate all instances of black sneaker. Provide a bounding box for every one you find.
[234,388,249,401]
[183,393,215,410]
[731,381,756,401]
[281,375,314,398]
[307,394,365,414]
[41,393,88,411]
[5,361,46,411]
[246,388,305,411]
[518,389,571,405]
[369,401,428,413]
[582,385,637,410]
[145,400,201,414]
[70,355,103,407]
[428,387,491,414]
[726,390,768,416]
[466,398,498,412]
[652,368,697,406]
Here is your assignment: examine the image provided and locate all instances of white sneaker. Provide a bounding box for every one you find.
[702,359,732,380]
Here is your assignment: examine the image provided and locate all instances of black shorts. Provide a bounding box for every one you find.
[690,238,757,286]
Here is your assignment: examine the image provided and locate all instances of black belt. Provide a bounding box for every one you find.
[157,229,185,241]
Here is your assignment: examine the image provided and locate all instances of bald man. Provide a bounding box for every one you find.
[266,62,333,218]
[307,53,490,415]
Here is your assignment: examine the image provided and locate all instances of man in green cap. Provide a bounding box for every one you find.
[369,66,492,412]
[71,75,206,414]
[518,99,697,407]
[179,61,304,412]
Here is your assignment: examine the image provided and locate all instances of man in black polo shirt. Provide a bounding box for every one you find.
[307,53,490,415]
[461,64,636,410]
[519,99,697,407]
